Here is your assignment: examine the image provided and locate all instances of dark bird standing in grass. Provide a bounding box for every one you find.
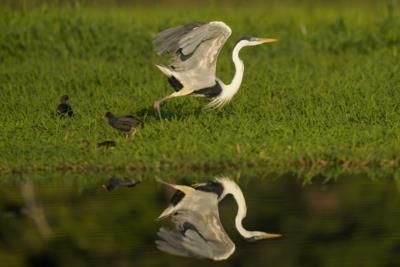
[105,112,143,138]
[56,95,73,117]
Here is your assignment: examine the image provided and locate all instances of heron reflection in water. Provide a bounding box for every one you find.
[156,177,281,260]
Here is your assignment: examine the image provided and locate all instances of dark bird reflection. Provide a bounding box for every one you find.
[56,95,73,117]
[156,178,281,260]
[0,204,28,218]
[102,177,140,191]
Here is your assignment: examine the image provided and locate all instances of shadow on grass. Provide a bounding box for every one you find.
[132,102,208,123]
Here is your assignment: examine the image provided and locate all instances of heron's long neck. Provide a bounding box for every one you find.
[233,189,253,238]
[227,42,245,94]
[219,179,255,239]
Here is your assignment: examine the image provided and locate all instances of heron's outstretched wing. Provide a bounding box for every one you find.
[154,21,232,90]
[154,22,206,55]
[156,227,191,257]
[156,209,235,261]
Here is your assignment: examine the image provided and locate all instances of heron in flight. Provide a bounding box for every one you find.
[156,178,281,260]
[153,21,277,119]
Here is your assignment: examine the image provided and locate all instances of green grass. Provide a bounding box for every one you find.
[1,2,400,180]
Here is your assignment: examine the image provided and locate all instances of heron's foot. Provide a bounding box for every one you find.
[153,101,162,120]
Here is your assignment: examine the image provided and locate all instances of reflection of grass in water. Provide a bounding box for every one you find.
[0,2,400,180]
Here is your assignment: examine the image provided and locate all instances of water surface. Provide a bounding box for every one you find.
[0,174,399,267]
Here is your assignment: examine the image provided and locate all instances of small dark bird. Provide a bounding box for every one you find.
[102,178,141,191]
[97,140,117,148]
[56,95,73,117]
[105,112,143,137]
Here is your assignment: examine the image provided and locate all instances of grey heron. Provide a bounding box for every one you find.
[153,21,277,119]
[156,178,281,260]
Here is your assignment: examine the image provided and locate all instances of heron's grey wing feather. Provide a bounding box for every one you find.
[173,210,235,260]
[171,196,221,242]
[154,21,232,90]
[172,21,231,70]
[156,227,190,257]
[156,240,189,257]
[177,220,235,260]
[181,229,212,259]
[156,226,208,259]
[154,22,205,55]
[173,22,231,89]
[178,27,211,55]
[156,190,235,260]
[156,219,215,259]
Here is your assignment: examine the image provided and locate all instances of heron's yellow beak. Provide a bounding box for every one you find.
[247,232,282,242]
[259,38,278,44]
[263,232,282,239]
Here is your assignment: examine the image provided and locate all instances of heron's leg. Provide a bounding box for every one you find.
[154,90,191,120]
[153,100,163,120]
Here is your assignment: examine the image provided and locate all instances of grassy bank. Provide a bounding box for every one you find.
[0,2,400,179]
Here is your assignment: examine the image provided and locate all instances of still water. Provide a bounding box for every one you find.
[0,174,399,267]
